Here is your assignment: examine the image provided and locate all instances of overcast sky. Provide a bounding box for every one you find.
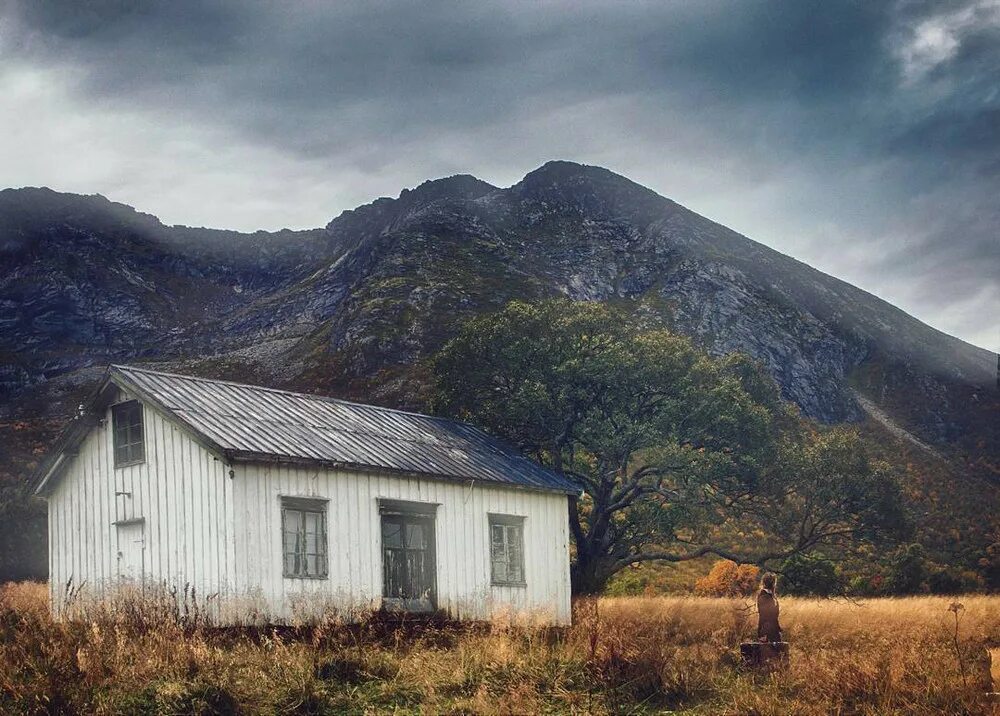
[1,1,997,350]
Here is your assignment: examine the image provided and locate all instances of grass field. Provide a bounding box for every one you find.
[1,582,998,714]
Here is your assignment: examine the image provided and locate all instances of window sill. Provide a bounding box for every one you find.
[282,574,329,581]
[491,581,527,588]
[112,517,145,527]
[114,459,145,469]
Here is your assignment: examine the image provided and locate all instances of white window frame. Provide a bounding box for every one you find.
[489,513,526,587]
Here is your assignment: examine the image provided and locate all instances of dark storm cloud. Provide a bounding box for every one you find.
[3,1,900,156]
[1,0,997,349]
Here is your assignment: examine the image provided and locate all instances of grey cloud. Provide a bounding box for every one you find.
[1,0,997,350]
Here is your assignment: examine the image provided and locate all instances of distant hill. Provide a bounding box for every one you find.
[1,162,996,581]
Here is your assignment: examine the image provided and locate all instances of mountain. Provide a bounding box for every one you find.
[1,162,997,581]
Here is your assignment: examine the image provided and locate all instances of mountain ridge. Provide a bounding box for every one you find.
[2,163,993,413]
[0,160,995,446]
[3,171,992,365]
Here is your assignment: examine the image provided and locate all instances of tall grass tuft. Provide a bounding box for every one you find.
[1,582,998,714]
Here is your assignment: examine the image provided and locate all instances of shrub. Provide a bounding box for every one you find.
[780,553,843,596]
[886,543,928,594]
[847,574,879,596]
[927,566,984,594]
[694,560,760,597]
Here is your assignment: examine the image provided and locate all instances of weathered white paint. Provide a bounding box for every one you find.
[48,388,235,615]
[232,462,572,624]
[46,393,572,625]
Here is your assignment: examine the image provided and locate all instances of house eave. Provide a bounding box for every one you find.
[225,450,581,496]
[32,379,112,496]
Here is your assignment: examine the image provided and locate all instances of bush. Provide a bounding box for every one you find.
[780,553,843,596]
[886,544,928,594]
[927,566,984,594]
[847,574,880,596]
[694,560,759,597]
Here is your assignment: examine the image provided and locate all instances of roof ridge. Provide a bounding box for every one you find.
[110,364,467,426]
[172,407,497,453]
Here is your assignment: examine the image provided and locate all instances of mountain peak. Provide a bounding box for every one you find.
[0,187,165,254]
[513,160,676,220]
[521,160,620,181]
[399,174,496,204]
[0,186,117,214]
[324,173,497,233]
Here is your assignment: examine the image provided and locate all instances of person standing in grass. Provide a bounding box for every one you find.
[757,573,782,643]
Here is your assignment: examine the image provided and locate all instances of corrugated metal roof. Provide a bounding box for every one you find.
[110,365,580,495]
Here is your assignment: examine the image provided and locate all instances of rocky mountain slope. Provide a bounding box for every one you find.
[1,162,997,579]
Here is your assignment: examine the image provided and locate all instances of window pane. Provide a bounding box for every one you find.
[490,522,507,583]
[130,411,144,461]
[490,535,505,561]
[382,520,402,548]
[406,523,426,550]
[508,525,522,552]
[304,512,319,553]
[509,526,523,582]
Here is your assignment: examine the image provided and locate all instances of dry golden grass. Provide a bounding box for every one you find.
[1,582,998,714]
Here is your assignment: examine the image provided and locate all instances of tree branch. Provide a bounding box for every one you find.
[610,543,806,574]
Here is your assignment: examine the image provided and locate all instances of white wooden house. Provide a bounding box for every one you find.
[34,366,578,624]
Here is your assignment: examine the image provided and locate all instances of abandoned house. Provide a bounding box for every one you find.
[34,365,578,624]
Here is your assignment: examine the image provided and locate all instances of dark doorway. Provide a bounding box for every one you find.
[381,512,436,612]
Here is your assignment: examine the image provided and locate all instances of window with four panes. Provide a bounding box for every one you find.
[489,515,525,585]
[281,499,328,579]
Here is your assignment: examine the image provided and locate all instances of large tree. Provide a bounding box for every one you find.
[432,300,904,593]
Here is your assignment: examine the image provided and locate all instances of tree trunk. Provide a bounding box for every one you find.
[571,553,616,594]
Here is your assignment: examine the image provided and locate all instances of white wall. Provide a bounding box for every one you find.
[232,462,572,625]
[48,388,235,614]
[47,394,573,625]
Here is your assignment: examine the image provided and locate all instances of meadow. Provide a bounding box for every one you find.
[1,582,998,715]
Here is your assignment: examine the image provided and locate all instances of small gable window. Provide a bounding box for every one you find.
[112,400,145,468]
[282,497,329,579]
[489,514,526,586]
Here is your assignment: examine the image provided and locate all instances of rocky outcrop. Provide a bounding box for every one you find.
[1,163,995,450]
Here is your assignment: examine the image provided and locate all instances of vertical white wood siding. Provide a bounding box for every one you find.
[48,389,235,615]
[47,395,572,625]
[231,463,572,625]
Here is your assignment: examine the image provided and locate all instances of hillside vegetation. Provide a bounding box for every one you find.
[1,582,998,714]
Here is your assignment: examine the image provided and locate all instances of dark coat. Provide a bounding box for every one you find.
[756,589,782,642]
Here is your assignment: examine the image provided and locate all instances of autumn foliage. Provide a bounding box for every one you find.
[695,559,761,597]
